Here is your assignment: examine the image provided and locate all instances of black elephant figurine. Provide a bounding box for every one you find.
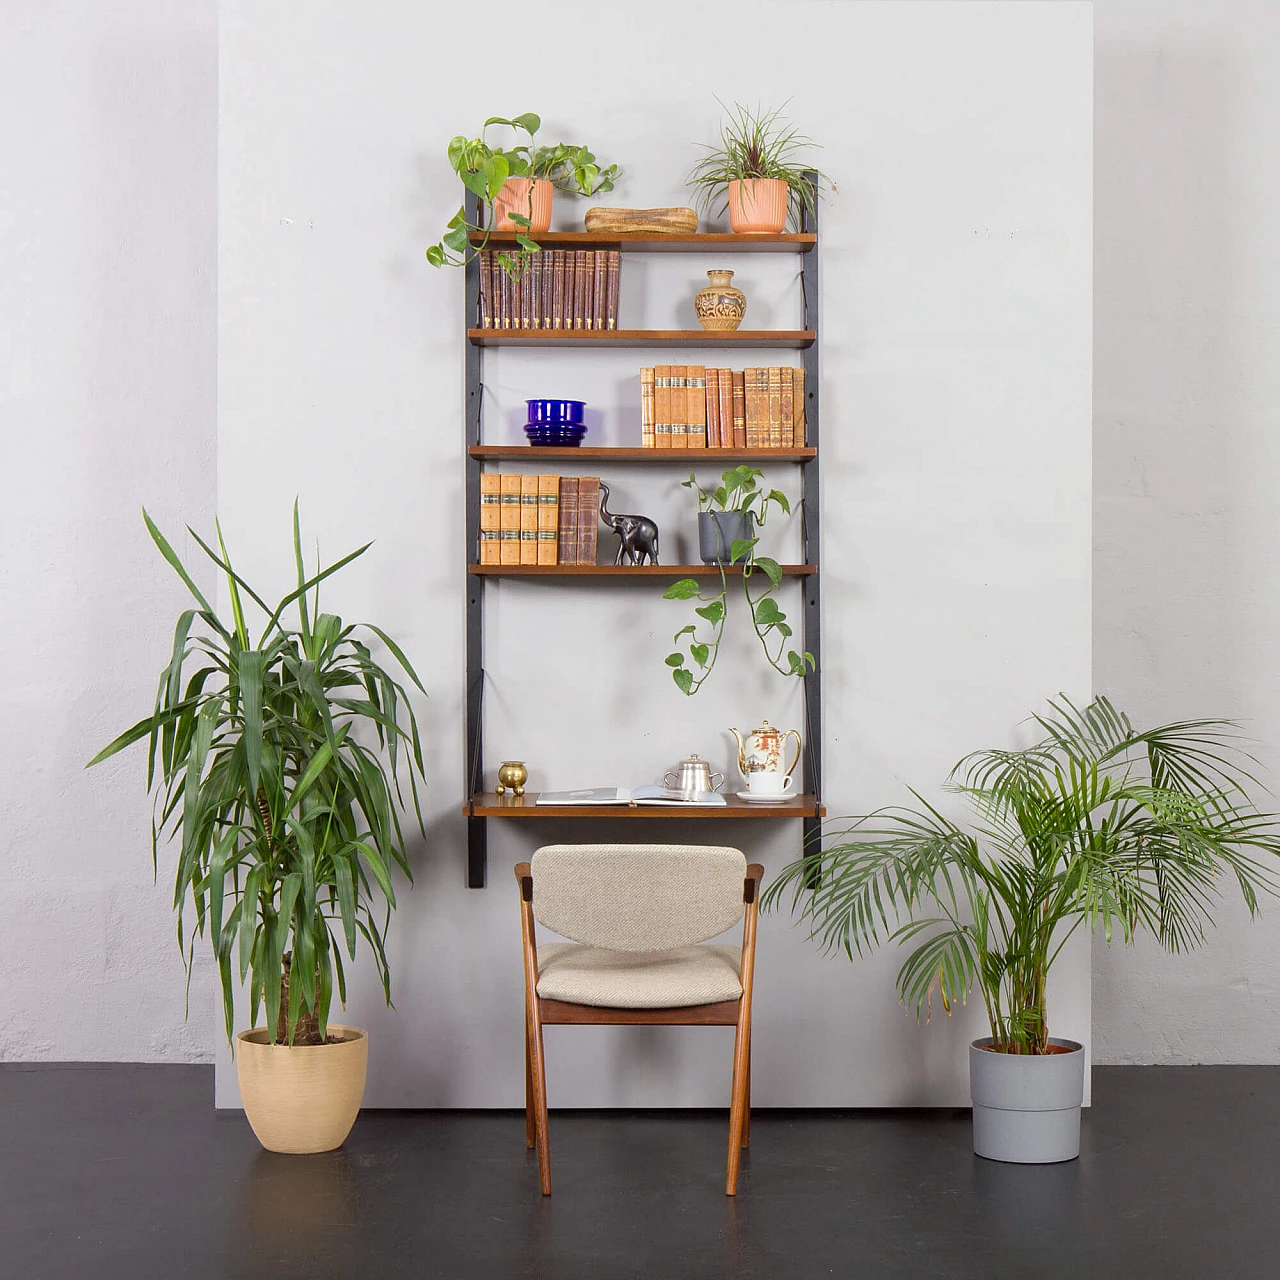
[598,481,660,565]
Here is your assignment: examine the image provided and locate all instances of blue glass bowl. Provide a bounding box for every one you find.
[525,422,588,447]
[526,399,586,426]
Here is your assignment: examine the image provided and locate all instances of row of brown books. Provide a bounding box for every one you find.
[479,474,601,566]
[477,250,621,331]
[639,366,806,450]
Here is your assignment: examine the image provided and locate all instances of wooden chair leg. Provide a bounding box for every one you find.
[529,1010,552,1195]
[741,1036,751,1149]
[524,1013,536,1150]
[725,1014,749,1195]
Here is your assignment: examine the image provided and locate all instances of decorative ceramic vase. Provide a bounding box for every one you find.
[496,760,529,796]
[236,1025,368,1154]
[727,178,789,234]
[694,270,747,331]
[492,178,553,234]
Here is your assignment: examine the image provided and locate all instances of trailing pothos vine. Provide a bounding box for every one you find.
[664,466,816,695]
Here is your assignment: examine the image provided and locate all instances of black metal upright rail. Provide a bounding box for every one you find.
[800,172,823,880]
[464,186,486,887]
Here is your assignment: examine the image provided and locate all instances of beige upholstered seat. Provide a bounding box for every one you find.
[536,943,743,1008]
[517,843,763,1197]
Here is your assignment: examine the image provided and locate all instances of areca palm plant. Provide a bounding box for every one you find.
[764,696,1280,1054]
[89,505,426,1048]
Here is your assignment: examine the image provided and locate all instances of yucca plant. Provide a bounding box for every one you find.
[88,505,426,1048]
[764,696,1280,1054]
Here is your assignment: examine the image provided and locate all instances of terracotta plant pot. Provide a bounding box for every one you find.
[491,177,553,234]
[236,1025,368,1154]
[727,178,790,234]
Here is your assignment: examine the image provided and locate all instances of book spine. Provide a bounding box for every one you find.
[744,368,760,449]
[529,254,543,329]
[543,249,554,328]
[706,369,721,448]
[592,251,607,330]
[498,261,510,331]
[573,250,588,330]
[732,370,747,449]
[537,474,559,565]
[719,367,735,451]
[792,365,806,445]
[479,471,501,564]
[654,365,672,449]
[557,477,579,564]
[576,476,600,566]
[670,366,688,449]
[687,365,707,448]
[519,473,538,565]
[641,366,655,448]
[551,251,564,329]
[522,260,535,330]
[479,251,493,329]
[606,249,620,329]
[768,366,783,448]
[499,473,521,565]
[780,368,794,450]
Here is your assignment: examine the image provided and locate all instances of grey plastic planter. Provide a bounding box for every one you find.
[698,512,753,564]
[970,1037,1085,1164]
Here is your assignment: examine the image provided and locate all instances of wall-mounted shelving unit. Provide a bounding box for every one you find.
[462,180,822,888]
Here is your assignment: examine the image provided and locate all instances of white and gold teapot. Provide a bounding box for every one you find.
[729,721,801,787]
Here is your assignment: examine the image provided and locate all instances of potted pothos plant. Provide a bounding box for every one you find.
[764,696,1280,1163]
[664,465,814,695]
[88,505,427,1155]
[687,100,831,234]
[425,112,621,275]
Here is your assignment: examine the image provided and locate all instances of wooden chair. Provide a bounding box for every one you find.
[515,843,763,1196]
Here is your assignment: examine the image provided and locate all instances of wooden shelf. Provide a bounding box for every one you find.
[467,792,825,819]
[468,445,816,462]
[468,563,816,578]
[469,230,816,254]
[468,328,816,349]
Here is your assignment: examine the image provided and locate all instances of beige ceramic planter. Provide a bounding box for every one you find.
[492,177,553,233]
[727,178,789,234]
[236,1025,368,1154]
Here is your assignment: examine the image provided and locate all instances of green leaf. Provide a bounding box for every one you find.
[755,597,786,628]
[238,649,264,795]
[663,578,702,600]
[690,643,710,668]
[665,653,685,668]
[730,538,757,563]
[767,489,792,515]
[143,510,216,616]
[673,668,694,695]
[755,556,784,590]
[694,600,724,624]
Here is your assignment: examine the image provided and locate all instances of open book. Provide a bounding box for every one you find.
[535,786,727,807]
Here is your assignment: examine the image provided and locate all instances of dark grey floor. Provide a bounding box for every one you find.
[1,1064,1275,1279]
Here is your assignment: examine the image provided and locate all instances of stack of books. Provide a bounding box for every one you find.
[477,250,621,331]
[478,474,600,566]
[639,366,806,449]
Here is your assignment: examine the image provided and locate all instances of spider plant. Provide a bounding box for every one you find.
[88,505,427,1048]
[764,696,1280,1054]
[686,99,830,227]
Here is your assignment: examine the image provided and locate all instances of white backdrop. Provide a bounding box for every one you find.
[214,0,1092,1107]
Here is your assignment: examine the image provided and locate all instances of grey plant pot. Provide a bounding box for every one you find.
[969,1037,1085,1164]
[698,512,753,565]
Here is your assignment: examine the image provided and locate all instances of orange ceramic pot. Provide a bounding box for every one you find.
[492,177,553,234]
[727,178,789,234]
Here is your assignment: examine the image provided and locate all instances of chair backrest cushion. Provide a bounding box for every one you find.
[530,843,747,951]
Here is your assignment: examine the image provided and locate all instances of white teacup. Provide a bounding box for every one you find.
[744,772,795,796]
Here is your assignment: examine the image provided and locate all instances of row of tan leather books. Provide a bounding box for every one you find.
[639,366,806,449]
[477,250,621,331]
[479,474,601,566]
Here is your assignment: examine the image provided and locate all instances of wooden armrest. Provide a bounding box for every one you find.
[743,863,764,904]
[514,861,533,901]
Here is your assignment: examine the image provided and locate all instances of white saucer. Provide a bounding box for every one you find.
[736,790,794,803]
